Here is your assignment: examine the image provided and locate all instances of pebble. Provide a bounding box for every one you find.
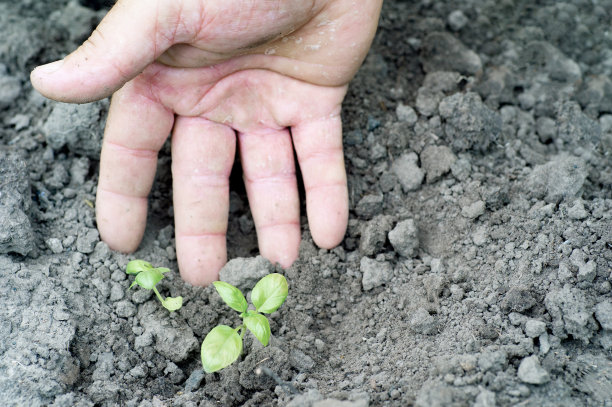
[388,218,419,258]
[45,237,64,254]
[447,10,468,31]
[567,200,588,220]
[478,350,507,373]
[184,370,205,392]
[420,32,482,75]
[517,356,550,384]
[472,226,488,246]
[450,157,471,181]
[420,145,456,183]
[410,307,437,335]
[525,320,546,338]
[0,67,21,109]
[594,301,612,330]
[218,255,274,291]
[392,152,424,192]
[473,388,496,407]
[461,200,485,219]
[290,349,315,372]
[355,194,384,219]
[115,300,136,318]
[360,215,394,256]
[439,92,501,152]
[396,103,418,125]
[76,227,100,254]
[360,257,393,291]
[526,155,588,203]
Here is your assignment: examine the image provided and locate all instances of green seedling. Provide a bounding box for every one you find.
[201,273,288,373]
[125,260,183,312]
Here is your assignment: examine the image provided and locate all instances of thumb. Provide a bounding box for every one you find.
[31,0,176,103]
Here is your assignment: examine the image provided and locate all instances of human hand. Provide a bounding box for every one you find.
[31,0,382,285]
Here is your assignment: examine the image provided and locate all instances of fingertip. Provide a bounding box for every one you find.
[176,236,227,287]
[96,190,147,253]
[258,225,301,268]
[307,187,348,249]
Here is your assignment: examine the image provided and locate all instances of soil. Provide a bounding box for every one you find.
[0,0,611,406]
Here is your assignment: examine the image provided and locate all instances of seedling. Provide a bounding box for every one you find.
[125,260,183,312]
[201,273,288,373]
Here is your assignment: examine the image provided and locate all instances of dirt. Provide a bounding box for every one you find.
[0,0,611,406]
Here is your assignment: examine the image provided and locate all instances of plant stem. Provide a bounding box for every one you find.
[152,286,165,303]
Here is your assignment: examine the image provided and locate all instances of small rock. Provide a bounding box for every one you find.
[396,103,418,125]
[461,200,485,219]
[76,227,99,254]
[218,256,274,291]
[360,257,393,291]
[577,260,597,283]
[472,226,488,246]
[420,145,456,183]
[290,349,315,372]
[439,92,501,152]
[526,155,588,203]
[536,116,556,143]
[184,370,205,392]
[420,32,482,75]
[594,301,612,330]
[567,200,588,220]
[313,399,368,407]
[410,307,437,335]
[450,157,471,181]
[388,219,419,258]
[42,101,106,158]
[355,194,384,219]
[478,350,507,373]
[45,237,64,254]
[142,315,198,362]
[359,215,394,256]
[517,355,550,384]
[0,69,21,109]
[525,320,546,338]
[89,241,110,265]
[0,206,35,256]
[473,388,496,407]
[109,283,124,302]
[115,300,136,318]
[501,287,536,313]
[392,152,424,192]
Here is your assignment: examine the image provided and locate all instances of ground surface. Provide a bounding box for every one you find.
[0,0,611,406]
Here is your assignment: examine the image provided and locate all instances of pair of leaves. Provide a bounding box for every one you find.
[213,273,288,314]
[125,260,182,312]
[201,274,288,373]
[201,312,272,373]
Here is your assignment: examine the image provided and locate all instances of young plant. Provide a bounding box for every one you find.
[201,273,288,373]
[125,260,183,312]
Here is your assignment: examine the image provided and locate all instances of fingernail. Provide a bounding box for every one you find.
[36,60,64,75]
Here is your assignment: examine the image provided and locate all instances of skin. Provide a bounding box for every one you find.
[31,0,383,286]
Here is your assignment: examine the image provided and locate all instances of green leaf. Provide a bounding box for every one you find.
[133,268,165,290]
[162,296,183,312]
[243,313,271,346]
[126,259,153,275]
[252,273,288,314]
[201,325,242,373]
[156,267,171,274]
[213,281,248,313]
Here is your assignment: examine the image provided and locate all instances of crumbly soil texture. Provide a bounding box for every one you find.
[1,1,611,406]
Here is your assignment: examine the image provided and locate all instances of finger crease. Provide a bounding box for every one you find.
[97,186,148,200]
[105,141,159,159]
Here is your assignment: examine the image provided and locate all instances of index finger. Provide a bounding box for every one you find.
[96,80,174,252]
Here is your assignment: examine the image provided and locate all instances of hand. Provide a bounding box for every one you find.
[31,0,382,285]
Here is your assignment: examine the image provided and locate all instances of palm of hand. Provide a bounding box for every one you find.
[31,0,382,285]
